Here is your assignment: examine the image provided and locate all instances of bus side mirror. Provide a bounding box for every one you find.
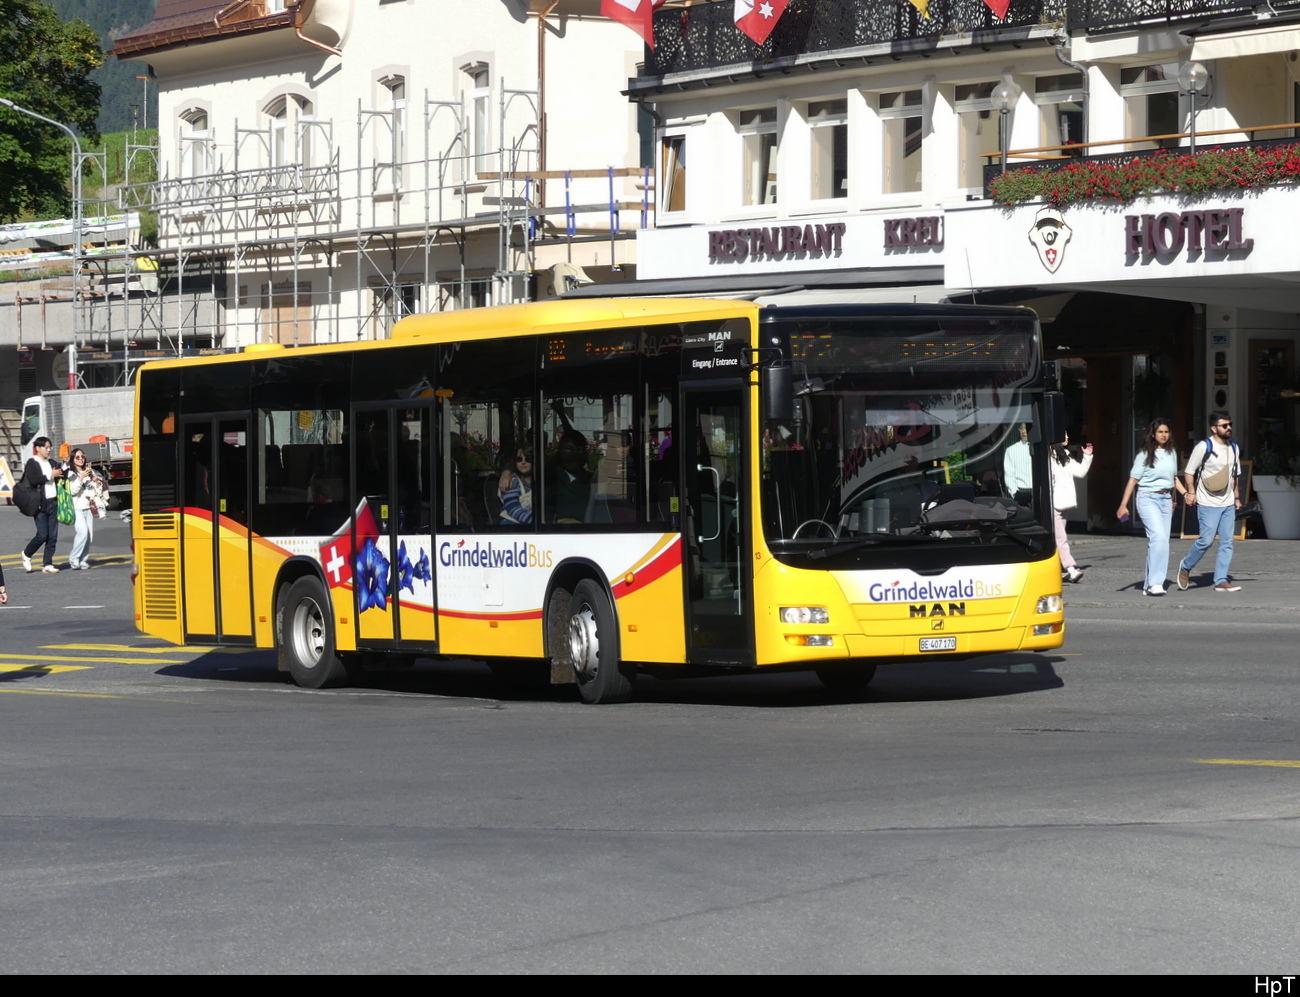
[1042,391,1066,445]
[762,364,793,422]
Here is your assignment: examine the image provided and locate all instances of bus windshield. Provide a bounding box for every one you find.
[761,312,1051,560]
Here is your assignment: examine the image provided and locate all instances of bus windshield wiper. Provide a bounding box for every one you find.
[804,533,929,559]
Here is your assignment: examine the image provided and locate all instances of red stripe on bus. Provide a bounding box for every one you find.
[615,538,682,599]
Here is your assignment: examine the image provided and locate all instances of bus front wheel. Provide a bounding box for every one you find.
[566,579,634,704]
[280,576,353,689]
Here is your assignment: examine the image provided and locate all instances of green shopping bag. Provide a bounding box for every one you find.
[56,478,75,525]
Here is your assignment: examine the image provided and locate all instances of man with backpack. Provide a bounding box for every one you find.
[1177,412,1242,593]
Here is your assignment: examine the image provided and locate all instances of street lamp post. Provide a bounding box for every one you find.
[990,81,1022,178]
[0,97,83,374]
[1178,61,1211,154]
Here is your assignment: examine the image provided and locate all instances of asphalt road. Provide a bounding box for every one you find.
[1,507,1297,973]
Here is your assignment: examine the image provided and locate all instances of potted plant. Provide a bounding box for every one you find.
[1252,429,1300,540]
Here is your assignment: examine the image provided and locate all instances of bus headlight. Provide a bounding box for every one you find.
[780,606,829,625]
[1036,595,1062,614]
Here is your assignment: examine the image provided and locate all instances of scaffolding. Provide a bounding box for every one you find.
[66,77,654,386]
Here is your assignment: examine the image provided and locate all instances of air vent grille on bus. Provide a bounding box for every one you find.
[141,548,179,621]
[140,484,177,511]
[140,513,177,531]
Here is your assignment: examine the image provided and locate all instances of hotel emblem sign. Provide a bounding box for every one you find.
[1028,208,1072,273]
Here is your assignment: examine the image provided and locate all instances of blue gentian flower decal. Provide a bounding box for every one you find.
[397,540,415,595]
[413,547,431,583]
[355,537,390,613]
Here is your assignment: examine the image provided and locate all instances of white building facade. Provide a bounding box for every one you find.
[102,0,650,361]
[616,0,1300,527]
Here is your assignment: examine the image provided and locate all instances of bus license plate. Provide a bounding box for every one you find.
[919,637,957,652]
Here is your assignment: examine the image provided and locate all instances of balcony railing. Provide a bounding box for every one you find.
[645,0,1067,77]
[642,0,1300,78]
[1066,0,1300,33]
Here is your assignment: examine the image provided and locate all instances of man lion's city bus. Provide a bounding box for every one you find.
[131,298,1066,702]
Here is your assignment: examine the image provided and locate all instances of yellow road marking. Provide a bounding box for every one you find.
[0,688,194,702]
[0,664,91,675]
[1193,759,1300,769]
[0,653,185,666]
[41,643,261,655]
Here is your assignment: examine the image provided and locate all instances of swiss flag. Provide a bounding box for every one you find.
[734,0,789,45]
[602,0,667,50]
[318,498,382,590]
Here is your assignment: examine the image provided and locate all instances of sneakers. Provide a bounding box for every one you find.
[1177,567,1190,591]
[78,561,90,570]
[1064,566,1084,583]
[41,564,58,573]
[1214,582,1241,593]
[22,553,33,573]
[1145,585,1166,596]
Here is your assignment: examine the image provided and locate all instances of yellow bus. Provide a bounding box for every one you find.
[132,297,1065,702]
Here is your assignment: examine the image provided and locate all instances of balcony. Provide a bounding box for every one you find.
[1066,0,1300,33]
[641,0,1300,80]
[982,122,1300,203]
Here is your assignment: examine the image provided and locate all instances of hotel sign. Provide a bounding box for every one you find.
[1124,208,1252,255]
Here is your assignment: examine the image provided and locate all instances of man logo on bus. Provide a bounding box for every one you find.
[1028,207,1072,274]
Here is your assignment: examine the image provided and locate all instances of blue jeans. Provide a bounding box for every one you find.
[24,497,59,566]
[1135,491,1173,589]
[69,508,95,565]
[1181,504,1235,585]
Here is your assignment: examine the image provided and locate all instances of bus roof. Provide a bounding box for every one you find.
[390,297,755,342]
[136,298,758,373]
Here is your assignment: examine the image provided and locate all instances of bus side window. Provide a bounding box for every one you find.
[436,337,536,532]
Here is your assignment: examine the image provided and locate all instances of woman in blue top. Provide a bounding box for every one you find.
[1117,418,1187,596]
[499,446,534,525]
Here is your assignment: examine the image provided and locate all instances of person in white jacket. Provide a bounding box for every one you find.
[1050,433,1093,583]
[65,447,108,570]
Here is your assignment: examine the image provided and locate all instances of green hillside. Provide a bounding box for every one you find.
[49,0,159,134]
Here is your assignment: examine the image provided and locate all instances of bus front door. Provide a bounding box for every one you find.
[181,415,253,643]
[350,401,437,652]
[681,387,753,666]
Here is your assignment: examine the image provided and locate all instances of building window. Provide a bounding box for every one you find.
[379,75,407,187]
[373,281,422,336]
[661,133,687,214]
[468,66,491,176]
[955,83,996,189]
[1121,65,1180,150]
[808,99,848,200]
[180,108,212,178]
[1035,74,1085,156]
[878,90,923,194]
[739,107,778,206]
[263,282,312,345]
[266,95,315,170]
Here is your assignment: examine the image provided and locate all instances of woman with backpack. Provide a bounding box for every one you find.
[19,437,64,574]
[1117,418,1187,596]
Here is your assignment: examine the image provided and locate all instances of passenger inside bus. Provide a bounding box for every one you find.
[548,430,591,523]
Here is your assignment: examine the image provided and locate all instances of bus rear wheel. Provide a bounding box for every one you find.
[566,579,634,704]
[815,662,877,696]
[280,576,353,689]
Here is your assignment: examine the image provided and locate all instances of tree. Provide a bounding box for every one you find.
[0,0,103,221]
